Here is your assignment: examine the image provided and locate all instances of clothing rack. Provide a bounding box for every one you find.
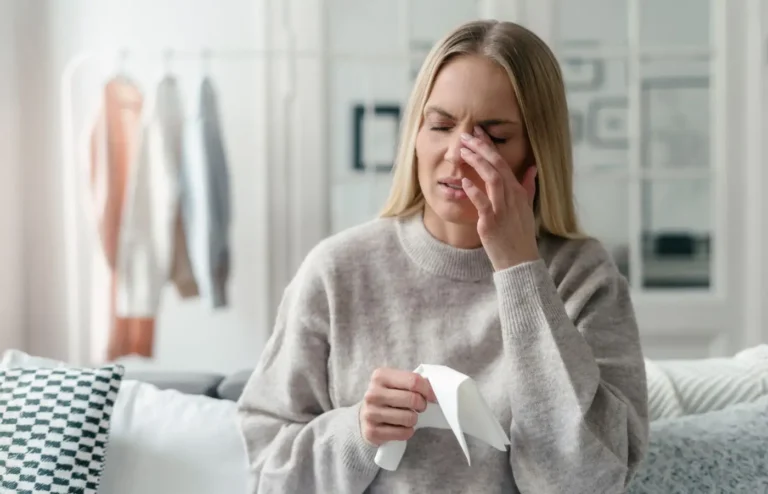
[60,46,424,366]
[61,48,295,367]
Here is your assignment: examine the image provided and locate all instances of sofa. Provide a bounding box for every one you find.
[3,348,768,493]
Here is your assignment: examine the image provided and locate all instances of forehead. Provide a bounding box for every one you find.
[425,55,520,120]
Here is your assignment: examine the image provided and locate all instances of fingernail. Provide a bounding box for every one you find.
[474,126,483,136]
[462,177,473,188]
[460,133,472,141]
[460,147,471,156]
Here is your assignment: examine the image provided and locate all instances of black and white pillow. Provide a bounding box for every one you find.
[0,365,124,494]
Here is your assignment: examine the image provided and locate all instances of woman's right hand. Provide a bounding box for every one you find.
[359,367,437,446]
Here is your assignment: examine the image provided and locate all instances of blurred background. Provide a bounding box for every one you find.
[0,0,766,373]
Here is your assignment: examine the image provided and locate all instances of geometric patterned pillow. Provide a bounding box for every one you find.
[0,365,124,494]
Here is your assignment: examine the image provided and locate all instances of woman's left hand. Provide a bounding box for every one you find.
[459,126,540,271]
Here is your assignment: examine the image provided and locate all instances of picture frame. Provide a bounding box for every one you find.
[352,103,401,173]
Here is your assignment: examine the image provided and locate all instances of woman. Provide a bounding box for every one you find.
[237,19,649,494]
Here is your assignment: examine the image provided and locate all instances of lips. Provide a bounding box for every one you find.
[437,178,468,200]
[438,178,463,190]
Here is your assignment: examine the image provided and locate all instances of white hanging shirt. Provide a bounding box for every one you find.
[116,76,184,317]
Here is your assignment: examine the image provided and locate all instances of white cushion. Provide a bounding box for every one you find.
[0,350,249,494]
[101,380,248,494]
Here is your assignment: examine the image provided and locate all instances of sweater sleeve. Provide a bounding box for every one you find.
[236,260,380,494]
[493,247,649,493]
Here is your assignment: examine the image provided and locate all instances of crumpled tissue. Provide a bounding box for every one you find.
[374,364,510,471]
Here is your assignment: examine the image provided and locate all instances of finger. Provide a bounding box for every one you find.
[363,404,419,427]
[364,387,427,412]
[475,124,532,189]
[462,177,494,219]
[366,424,415,444]
[465,127,516,180]
[522,165,538,209]
[459,146,505,210]
[371,368,436,402]
[473,125,500,154]
[424,382,437,403]
[473,126,530,197]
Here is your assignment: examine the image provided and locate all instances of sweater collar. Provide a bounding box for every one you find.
[396,212,495,282]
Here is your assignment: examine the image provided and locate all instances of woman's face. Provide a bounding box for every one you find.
[415,55,529,225]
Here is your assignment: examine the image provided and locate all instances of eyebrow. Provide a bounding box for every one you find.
[424,105,520,127]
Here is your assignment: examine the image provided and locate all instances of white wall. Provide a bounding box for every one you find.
[0,0,23,354]
[13,0,72,362]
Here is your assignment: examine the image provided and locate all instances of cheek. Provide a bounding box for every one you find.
[415,129,441,177]
[415,129,439,160]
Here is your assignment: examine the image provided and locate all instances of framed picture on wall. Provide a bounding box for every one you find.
[352,103,401,173]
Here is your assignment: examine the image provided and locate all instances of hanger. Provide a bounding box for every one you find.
[110,47,141,91]
[117,48,129,75]
[162,48,174,76]
[201,48,212,77]
[114,48,132,81]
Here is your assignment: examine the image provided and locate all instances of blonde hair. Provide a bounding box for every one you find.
[379,20,583,238]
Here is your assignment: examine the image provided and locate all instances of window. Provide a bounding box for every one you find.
[552,0,717,292]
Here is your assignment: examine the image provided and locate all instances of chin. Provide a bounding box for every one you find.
[429,199,478,226]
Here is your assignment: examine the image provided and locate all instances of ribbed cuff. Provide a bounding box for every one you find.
[492,259,568,337]
[332,402,380,479]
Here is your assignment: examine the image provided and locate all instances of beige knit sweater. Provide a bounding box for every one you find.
[237,212,649,493]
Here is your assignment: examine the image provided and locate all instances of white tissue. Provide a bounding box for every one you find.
[374,364,510,471]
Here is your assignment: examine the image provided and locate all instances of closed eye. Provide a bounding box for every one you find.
[430,126,507,145]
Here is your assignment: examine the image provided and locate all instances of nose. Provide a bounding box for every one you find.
[444,126,472,165]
